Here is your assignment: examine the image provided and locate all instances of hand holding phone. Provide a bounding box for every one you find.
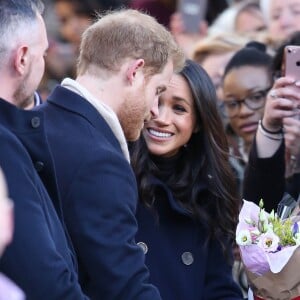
[283,45,300,116]
[283,45,300,80]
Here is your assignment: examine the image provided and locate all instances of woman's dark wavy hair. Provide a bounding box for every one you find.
[131,59,240,250]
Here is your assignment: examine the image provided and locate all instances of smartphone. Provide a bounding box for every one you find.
[283,45,300,80]
[283,45,300,117]
[177,0,207,33]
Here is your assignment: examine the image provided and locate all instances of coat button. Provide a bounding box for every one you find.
[137,242,148,254]
[31,117,40,128]
[34,161,44,172]
[181,251,194,266]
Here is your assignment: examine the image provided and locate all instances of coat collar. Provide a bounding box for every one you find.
[149,175,208,217]
[0,98,43,132]
[47,85,123,155]
[0,98,64,219]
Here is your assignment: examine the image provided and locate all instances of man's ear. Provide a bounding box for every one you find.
[126,59,145,85]
[14,45,29,75]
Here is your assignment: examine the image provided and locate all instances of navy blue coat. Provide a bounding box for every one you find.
[136,177,243,300]
[0,99,87,299]
[38,86,161,299]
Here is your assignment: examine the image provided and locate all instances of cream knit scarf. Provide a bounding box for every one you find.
[61,78,130,162]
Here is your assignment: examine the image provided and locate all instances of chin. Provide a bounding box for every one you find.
[126,131,141,142]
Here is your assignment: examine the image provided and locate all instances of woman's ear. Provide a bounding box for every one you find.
[193,125,200,133]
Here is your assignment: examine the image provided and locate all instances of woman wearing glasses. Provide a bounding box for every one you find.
[221,41,273,163]
[243,32,300,213]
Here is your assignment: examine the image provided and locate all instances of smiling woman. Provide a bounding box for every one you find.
[130,59,244,300]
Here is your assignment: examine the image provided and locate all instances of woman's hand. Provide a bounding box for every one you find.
[262,77,300,132]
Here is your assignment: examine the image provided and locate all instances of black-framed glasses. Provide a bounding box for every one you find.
[220,88,270,118]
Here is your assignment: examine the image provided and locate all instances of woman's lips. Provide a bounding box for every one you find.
[239,122,258,133]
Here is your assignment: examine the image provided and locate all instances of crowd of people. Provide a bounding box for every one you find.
[1,0,300,299]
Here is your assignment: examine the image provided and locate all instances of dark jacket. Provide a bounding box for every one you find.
[38,86,161,300]
[0,99,87,299]
[243,138,286,212]
[243,138,300,212]
[135,176,243,300]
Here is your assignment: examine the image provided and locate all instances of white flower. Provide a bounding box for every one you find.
[244,217,254,225]
[258,230,280,252]
[262,221,273,232]
[236,229,252,246]
[259,209,268,222]
[268,209,276,222]
[250,228,260,236]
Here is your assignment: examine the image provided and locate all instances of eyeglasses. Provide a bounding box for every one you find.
[220,88,270,118]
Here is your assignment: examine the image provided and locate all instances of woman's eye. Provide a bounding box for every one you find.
[173,105,186,112]
[225,101,237,109]
[250,93,264,101]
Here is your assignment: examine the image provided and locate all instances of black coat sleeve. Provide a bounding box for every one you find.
[243,138,285,212]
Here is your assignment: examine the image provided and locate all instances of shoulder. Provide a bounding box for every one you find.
[0,125,30,160]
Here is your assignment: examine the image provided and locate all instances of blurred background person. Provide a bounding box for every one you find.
[209,0,267,36]
[133,0,228,57]
[243,31,300,211]
[243,77,300,212]
[0,170,13,260]
[221,41,273,170]
[130,0,228,30]
[41,0,128,100]
[260,0,300,47]
[192,33,249,104]
[0,168,24,300]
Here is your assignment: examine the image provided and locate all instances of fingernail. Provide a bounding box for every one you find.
[295,80,300,86]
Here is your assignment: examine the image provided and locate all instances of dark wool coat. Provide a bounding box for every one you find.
[38,86,161,300]
[136,177,243,300]
[0,99,87,299]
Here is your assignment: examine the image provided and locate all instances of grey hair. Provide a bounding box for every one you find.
[0,0,44,64]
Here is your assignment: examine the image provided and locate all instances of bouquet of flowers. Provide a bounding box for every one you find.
[236,199,300,300]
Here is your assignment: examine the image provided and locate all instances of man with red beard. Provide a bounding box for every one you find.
[37,9,185,300]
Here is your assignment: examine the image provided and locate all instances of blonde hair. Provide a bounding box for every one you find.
[209,0,263,36]
[77,9,185,77]
[192,33,249,64]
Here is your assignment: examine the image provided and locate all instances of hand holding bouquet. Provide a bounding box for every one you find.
[236,199,300,300]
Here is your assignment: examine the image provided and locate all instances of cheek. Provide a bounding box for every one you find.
[144,89,157,112]
[256,107,265,119]
[229,117,239,132]
[180,119,196,140]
